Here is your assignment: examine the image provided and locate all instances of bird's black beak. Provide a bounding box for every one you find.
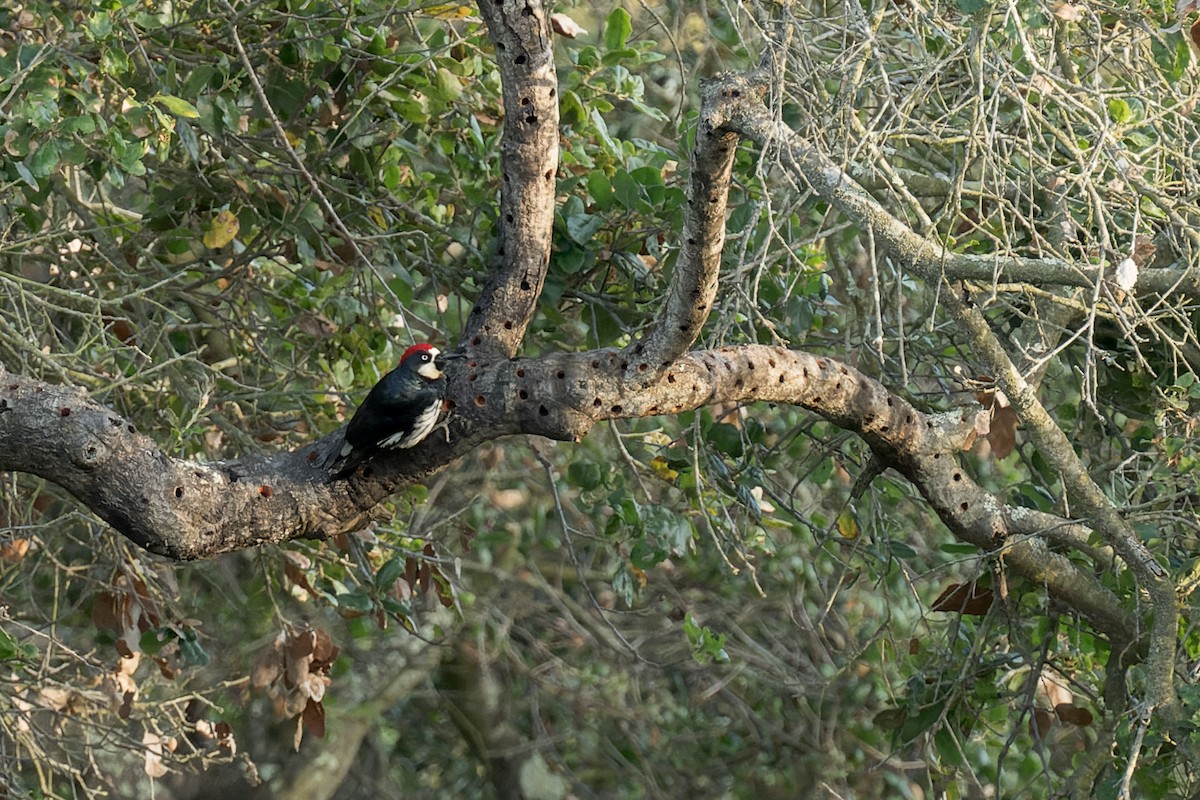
[435,351,469,369]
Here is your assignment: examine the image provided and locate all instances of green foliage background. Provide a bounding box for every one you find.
[1,0,1200,798]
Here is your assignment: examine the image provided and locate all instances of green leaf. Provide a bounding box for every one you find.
[151,93,200,118]
[337,591,374,613]
[612,169,640,210]
[1107,97,1133,124]
[375,555,408,591]
[560,89,587,127]
[566,211,604,245]
[604,7,632,52]
[706,422,743,458]
[568,460,604,491]
[28,140,60,178]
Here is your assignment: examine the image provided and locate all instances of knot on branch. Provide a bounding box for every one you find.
[72,436,108,469]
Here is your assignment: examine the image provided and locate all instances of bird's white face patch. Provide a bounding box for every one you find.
[416,346,443,380]
[380,401,443,449]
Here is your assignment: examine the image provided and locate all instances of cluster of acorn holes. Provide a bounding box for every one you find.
[40,349,971,516]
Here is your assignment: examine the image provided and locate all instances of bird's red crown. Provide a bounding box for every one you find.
[400,343,437,364]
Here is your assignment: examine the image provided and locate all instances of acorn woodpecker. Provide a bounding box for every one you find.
[329,343,450,478]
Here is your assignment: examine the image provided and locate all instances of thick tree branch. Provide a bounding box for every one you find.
[461,0,559,359]
[712,73,1200,298]
[0,350,1133,648]
[628,77,743,370]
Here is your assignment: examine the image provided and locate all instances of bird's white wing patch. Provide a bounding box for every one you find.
[380,402,442,449]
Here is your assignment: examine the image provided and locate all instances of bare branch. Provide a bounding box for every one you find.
[461,0,559,358]
[941,288,1178,716]
[713,73,1200,298]
[628,76,744,370]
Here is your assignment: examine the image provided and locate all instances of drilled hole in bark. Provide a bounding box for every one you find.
[906,415,913,424]
[611,405,623,414]
[768,359,776,368]
[475,395,487,406]
[260,485,273,498]
[84,445,95,457]
[593,398,602,406]
[127,424,135,433]
[747,361,754,370]
[503,173,510,182]
[497,42,506,51]
[678,324,689,332]
[880,426,890,433]
[549,87,556,97]
[539,405,550,416]
[468,374,477,382]
[506,214,514,223]
[687,238,696,245]
[620,362,628,370]
[813,396,821,403]
[933,453,941,459]
[520,280,531,290]
[735,379,744,388]
[60,407,70,416]
[778,375,785,384]
[175,487,183,498]
[515,54,526,64]
[471,336,482,346]
[648,406,658,414]
[516,368,526,378]
[520,96,530,106]
[953,473,962,482]
[522,4,532,15]
[591,360,600,369]
[498,247,505,256]
[732,89,741,97]
[637,363,647,373]
[667,373,676,383]
[709,195,718,203]
[526,114,537,124]
[557,370,566,380]
[692,384,699,392]
[519,389,529,400]
[446,400,457,411]
[802,369,810,378]
[544,170,553,180]
[960,502,969,512]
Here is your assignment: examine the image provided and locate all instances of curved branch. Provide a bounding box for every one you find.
[0,349,1133,648]
[714,74,1200,298]
[461,0,559,358]
[629,76,743,370]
